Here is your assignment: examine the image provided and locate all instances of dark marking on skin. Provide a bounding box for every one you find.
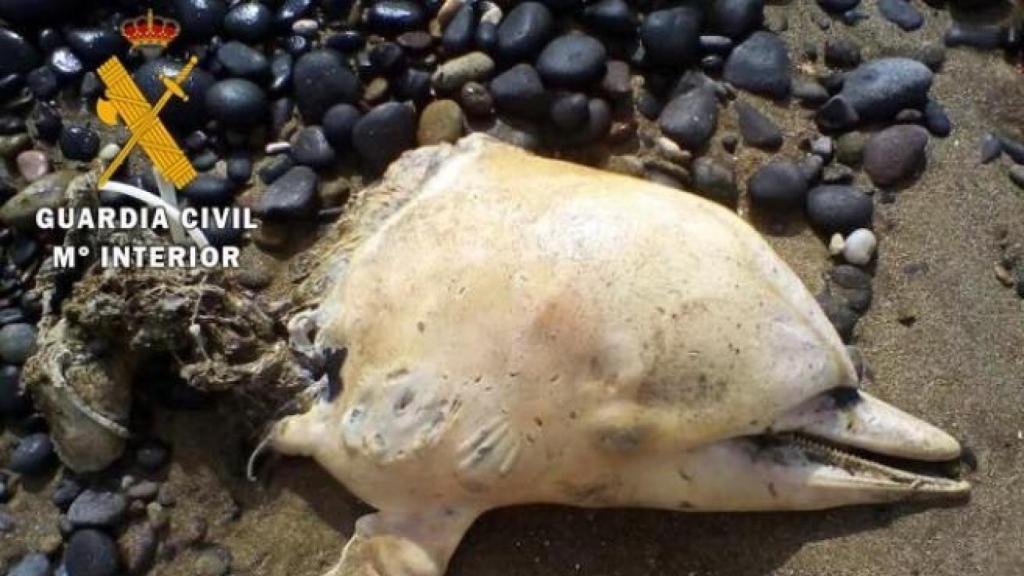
[678,501,694,510]
[324,348,347,401]
[386,367,409,380]
[394,388,415,413]
[417,321,426,333]
[768,482,778,498]
[678,468,692,482]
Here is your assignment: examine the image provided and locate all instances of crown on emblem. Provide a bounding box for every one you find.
[121,10,180,49]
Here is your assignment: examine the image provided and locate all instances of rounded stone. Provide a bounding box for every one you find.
[843,228,877,266]
[550,93,590,131]
[290,126,337,169]
[216,41,270,80]
[536,34,607,88]
[0,322,36,364]
[65,529,120,576]
[582,0,638,36]
[489,63,548,118]
[365,0,426,34]
[640,6,702,68]
[658,87,718,150]
[322,104,361,149]
[837,58,933,123]
[9,432,54,475]
[710,0,765,39]
[748,161,808,211]
[292,50,360,122]
[68,490,128,529]
[806,185,874,234]
[417,100,465,145]
[173,0,227,39]
[8,553,50,576]
[223,2,273,42]
[257,166,319,219]
[59,125,100,161]
[205,79,268,128]
[133,58,215,132]
[496,2,555,62]
[723,31,791,99]
[352,102,417,173]
[862,124,929,187]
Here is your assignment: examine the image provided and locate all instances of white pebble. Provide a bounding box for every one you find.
[16,150,49,181]
[843,228,877,266]
[265,142,291,154]
[292,19,319,35]
[480,1,503,25]
[99,143,121,161]
[828,233,845,256]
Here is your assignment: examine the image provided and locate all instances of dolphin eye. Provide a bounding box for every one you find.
[829,387,861,409]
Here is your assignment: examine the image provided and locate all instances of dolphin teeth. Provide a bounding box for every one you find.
[781,432,963,485]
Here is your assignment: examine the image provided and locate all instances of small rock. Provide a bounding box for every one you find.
[658,87,718,149]
[811,136,834,160]
[0,365,28,416]
[1009,165,1024,191]
[173,0,226,39]
[322,104,361,150]
[878,0,923,31]
[496,2,555,61]
[417,100,465,145]
[52,478,84,510]
[824,37,862,69]
[0,170,75,230]
[838,58,932,123]
[582,0,638,36]
[135,443,169,471]
[293,50,360,122]
[181,175,234,206]
[806,185,874,234]
[98,144,120,162]
[16,151,48,182]
[641,6,702,68]
[290,126,336,169]
[710,0,764,40]
[923,99,951,137]
[257,166,318,219]
[843,228,877,265]
[59,125,100,161]
[10,432,54,475]
[365,0,425,33]
[817,0,860,13]
[816,291,859,341]
[118,522,157,575]
[723,31,791,99]
[0,323,36,364]
[8,553,50,576]
[536,34,607,89]
[691,157,738,207]
[223,2,273,43]
[748,161,808,211]
[442,4,476,54]
[836,132,866,167]
[816,96,860,132]
[68,490,128,529]
[194,547,231,576]
[734,101,782,150]
[978,134,1001,164]
[793,80,830,106]
[489,63,548,119]
[352,102,417,173]
[65,529,120,576]
[862,124,929,187]
[205,79,268,129]
[549,93,590,131]
[829,233,845,256]
[216,41,270,80]
[432,52,494,93]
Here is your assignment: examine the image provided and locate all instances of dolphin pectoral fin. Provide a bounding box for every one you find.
[326,509,480,576]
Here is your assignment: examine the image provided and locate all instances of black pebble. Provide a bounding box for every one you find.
[365,0,426,34]
[640,6,702,68]
[59,124,100,161]
[135,442,170,471]
[550,92,590,131]
[923,99,951,137]
[658,87,718,149]
[999,136,1024,165]
[723,31,791,100]
[275,0,315,30]
[227,154,253,183]
[224,2,273,43]
[536,34,607,89]
[182,174,234,205]
[825,37,862,69]
[352,102,417,173]
[270,51,293,94]
[945,22,1004,49]
[293,49,360,123]
[817,0,860,13]
[878,0,923,31]
[65,529,120,576]
[496,2,555,62]
[323,103,361,149]
[710,0,765,40]
[291,126,337,169]
[582,0,638,36]
[806,185,874,234]
[216,41,270,80]
[257,165,319,219]
[0,364,28,416]
[52,477,84,510]
[27,67,59,99]
[206,78,268,128]
[10,433,55,476]
[735,101,782,150]
[0,29,40,76]
[489,63,549,119]
[816,95,859,132]
[173,0,227,40]
[133,58,215,132]
[748,161,808,210]
[443,3,477,55]
[979,133,1001,164]
[65,27,125,68]
[326,31,365,53]
[259,154,295,184]
[0,0,68,24]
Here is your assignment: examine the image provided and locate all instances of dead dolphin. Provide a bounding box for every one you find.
[269,135,968,576]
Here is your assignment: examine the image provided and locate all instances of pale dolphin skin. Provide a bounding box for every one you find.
[270,136,968,576]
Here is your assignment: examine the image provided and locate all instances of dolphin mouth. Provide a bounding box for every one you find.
[758,388,971,498]
[757,431,970,496]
